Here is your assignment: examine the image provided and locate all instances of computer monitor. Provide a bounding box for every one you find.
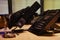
[0,0,9,15]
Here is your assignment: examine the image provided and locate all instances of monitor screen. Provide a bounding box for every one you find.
[0,0,8,15]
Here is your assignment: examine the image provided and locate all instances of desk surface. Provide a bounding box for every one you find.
[0,24,60,40]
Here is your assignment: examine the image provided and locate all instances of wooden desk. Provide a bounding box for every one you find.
[0,24,60,40]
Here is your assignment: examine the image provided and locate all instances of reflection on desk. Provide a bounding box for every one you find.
[0,25,60,40]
